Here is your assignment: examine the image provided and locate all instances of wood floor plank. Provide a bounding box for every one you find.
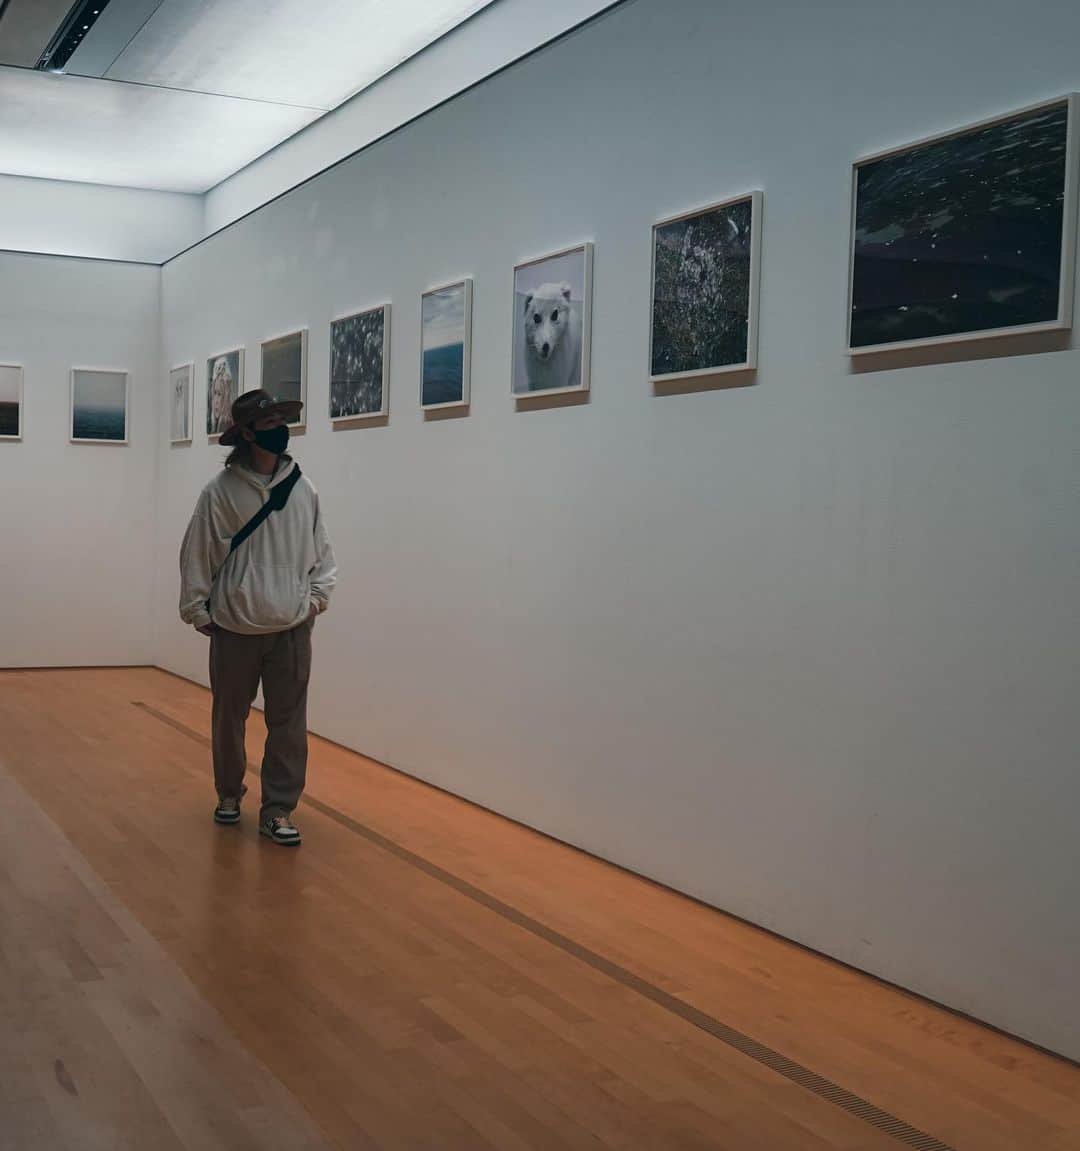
[0,757,335,1151]
[1,667,1077,1150]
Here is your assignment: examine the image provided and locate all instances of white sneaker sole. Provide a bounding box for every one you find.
[259,825,301,847]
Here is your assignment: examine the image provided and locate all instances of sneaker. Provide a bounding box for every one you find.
[260,814,302,847]
[213,796,241,825]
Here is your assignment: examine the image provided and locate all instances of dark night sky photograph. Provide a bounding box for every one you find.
[850,101,1070,348]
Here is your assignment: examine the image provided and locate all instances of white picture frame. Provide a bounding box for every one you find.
[649,189,763,382]
[420,278,473,411]
[329,303,391,422]
[0,363,23,442]
[168,362,194,445]
[260,328,308,428]
[70,368,129,445]
[512,241,593,399]
[847,93,1079,355]
[206,347,245,441]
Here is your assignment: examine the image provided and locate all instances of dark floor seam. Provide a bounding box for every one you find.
[131,699,955,1151]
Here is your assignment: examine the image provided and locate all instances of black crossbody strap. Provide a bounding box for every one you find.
[228,463,303,555]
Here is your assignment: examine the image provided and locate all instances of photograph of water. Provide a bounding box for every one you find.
[651,196,754,378]
[0,365,21,438]
[850,100,1071,349]
[72,369,127,443]
[422,281,470,407]
[331,306,388,419]
[261,330,306,420]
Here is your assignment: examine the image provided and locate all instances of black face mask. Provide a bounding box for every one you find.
[251,424,289,456]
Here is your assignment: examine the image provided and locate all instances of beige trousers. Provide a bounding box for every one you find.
[209,620,313,821]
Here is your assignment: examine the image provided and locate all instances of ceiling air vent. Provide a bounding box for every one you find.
[35,0,112,72]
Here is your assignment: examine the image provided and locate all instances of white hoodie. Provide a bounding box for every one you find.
[179,456,337,635]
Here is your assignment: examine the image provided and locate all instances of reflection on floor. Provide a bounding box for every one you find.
[1,668,1077,1150]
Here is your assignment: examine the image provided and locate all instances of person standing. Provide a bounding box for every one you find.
[179,389,337,846]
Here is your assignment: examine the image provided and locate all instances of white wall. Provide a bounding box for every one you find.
[0,251,161,666]
[0,173,203,263]
[203,0,621,234]
[158,0,1080,1060]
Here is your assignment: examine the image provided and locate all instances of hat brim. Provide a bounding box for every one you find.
[219,400,303,445]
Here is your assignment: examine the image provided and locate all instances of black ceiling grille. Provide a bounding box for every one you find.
[35,0,113,72]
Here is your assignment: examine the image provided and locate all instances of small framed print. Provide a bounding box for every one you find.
[421,279,472,411]
[169,362,194,445]
[260,329,308,426]
[207,348,244,440]
[650,190,763,381]
[330,304,391,422]
[512,242,593,398]
[0,364,23,441]
[71,368,128,444]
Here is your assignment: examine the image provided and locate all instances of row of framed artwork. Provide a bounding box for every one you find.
[3,92,1076,448]
[162,90,1080,446]
[0,366,132,444]
[173,237,605,446]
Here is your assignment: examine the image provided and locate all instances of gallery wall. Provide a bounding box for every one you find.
[0,173,204,263]
[0,250,161,666]
[156,0,1080,1059]
[203,0,623,234]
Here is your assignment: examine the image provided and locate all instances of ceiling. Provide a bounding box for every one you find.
[0,0,496,193]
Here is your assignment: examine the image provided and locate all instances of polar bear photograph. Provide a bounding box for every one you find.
[513,243,593,396]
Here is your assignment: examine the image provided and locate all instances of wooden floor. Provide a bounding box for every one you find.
[1,669,1077,1150]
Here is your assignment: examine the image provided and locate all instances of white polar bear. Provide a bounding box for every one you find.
[521,282,581,392]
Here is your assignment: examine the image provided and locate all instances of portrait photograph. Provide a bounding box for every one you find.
[207,348,244,439]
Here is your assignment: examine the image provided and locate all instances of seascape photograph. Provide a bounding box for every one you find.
[651,195,757,379]
[261,330,307,422]
[422,280,471,408]
[0,364,21,439]
[513,244,592,396]
[850,100,1072,349]
[330,306,389,420]
[72,369,127,443]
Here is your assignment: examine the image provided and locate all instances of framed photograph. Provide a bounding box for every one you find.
[260,329,308,426]
[421,279,473,410]
[330,304,390,421]
[206,348,244,440]
[71,368,128,444]
[0,364,23,441]
[169,362,194,445]
[848,94,1078,354]
[512,242,593,397]
[650,191,763,381]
